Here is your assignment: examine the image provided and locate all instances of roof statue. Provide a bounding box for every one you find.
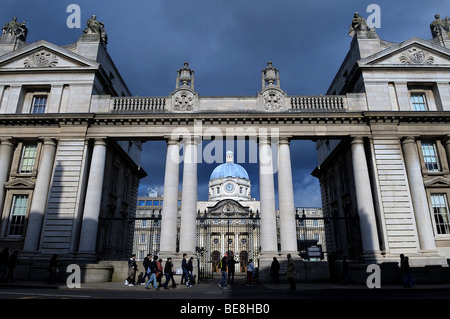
[430,14,450,39]
[83,15,108,44]
[1,17,28,41]
[348,12,371,37]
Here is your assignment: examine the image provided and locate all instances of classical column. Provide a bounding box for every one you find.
[277,137,298,254]
[179,137,198,254]
[159,139,180,256]
[444,137,450,168]
[78,139,107,254]
[0,139,14,236]
[23,138,57,252]
[258,137,278,254]
[350,137,380,256]
[402,137,436,251]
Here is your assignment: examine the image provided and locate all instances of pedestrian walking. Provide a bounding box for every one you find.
[145,255,159,290]
[124,253,137,286]
[400,254,413,288]
[227,255,237,285]
[142,253,152,284]
[47,254,59,284]
[246,259,255,286]
[163,257,176,289]
[5,250,18,283]
[156,258,163,286]
[0,247,9,282]
[270,257,280,284]
[218,254,228,289]
[286,254,296,290]
[181,253,189,285]
[186,256,194,287]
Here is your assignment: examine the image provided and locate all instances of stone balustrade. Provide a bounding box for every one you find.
[111,97,166,112]
[290,95,346,111]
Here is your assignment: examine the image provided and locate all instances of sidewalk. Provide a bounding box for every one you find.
[2,279,450,291]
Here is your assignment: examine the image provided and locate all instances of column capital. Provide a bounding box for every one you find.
[41,138,57,146]
[350,136,365,145]
[401,136,418,145]
[278,136,292,145]
[0,137,14,147]
[93,138,107,146]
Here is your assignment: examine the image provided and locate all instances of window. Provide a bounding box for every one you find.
[146,200,152,206]
[138,200,145,206]
[411,93,427,111]
[421,142,440,172]
[153,200,159,206]
[19,144,37,173]
[140,233,146,244]
[431,194,450,235]
[31,95,47,114]
[8,194,28,236]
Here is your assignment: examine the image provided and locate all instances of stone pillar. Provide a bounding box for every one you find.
[350,137,380,256]
[0,138,14,236]
[402,137,436,251]
[78,139,107,254]
[159,139,180,257]
[444,137,450,168]
[23,138,57,252]
[277,137,298,254]
[258,137,278,254]
[179,137,198,255]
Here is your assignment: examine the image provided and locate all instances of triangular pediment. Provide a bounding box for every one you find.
[207,199,251,217]
[424,176,450,188]
[4,178,35,189]
[358,37,450,67]
[0,40,99,70]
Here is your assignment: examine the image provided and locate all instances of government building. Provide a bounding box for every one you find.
[1,11,450,283]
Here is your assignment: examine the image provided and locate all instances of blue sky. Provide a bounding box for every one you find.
[2,0,448,207]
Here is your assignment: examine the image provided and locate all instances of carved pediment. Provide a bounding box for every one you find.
[0,40,99,70]
[206,199,251,217]
[358,37,450,67]
[424,176,450,188]
[4,178,35,189]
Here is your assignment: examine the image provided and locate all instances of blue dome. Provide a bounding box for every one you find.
[210,163,249,181]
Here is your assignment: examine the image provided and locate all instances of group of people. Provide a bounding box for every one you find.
[124,253,195,290]
[217,254,256,289]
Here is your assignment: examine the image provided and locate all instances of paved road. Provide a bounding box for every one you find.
[1,279,449,317]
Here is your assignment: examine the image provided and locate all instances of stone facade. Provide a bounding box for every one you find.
[1,12,450,283]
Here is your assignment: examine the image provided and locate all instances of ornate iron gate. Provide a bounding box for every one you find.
[196,213,261,281]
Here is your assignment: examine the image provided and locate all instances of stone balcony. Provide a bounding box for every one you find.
[107,94,356,114]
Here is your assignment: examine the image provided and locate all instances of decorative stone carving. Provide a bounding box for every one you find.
[170,62,197,112]
[430,14,450,39]
[173,89,195,111]
[348,12,371,37]
[1,17,28,41]
[399,48,434,65]
[258,61,286,111]
[83,15,108,44]
[24,50,58,68]
[261,89,284,111]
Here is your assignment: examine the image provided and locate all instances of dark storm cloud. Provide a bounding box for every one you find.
[3,0,449,207]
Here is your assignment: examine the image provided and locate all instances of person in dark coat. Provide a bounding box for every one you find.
[5,250,18,283]
[270,257,280,284]
[227,255,237,285]
[0,247,9,282]
[163,257,177,289]
[47,254,59,284]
